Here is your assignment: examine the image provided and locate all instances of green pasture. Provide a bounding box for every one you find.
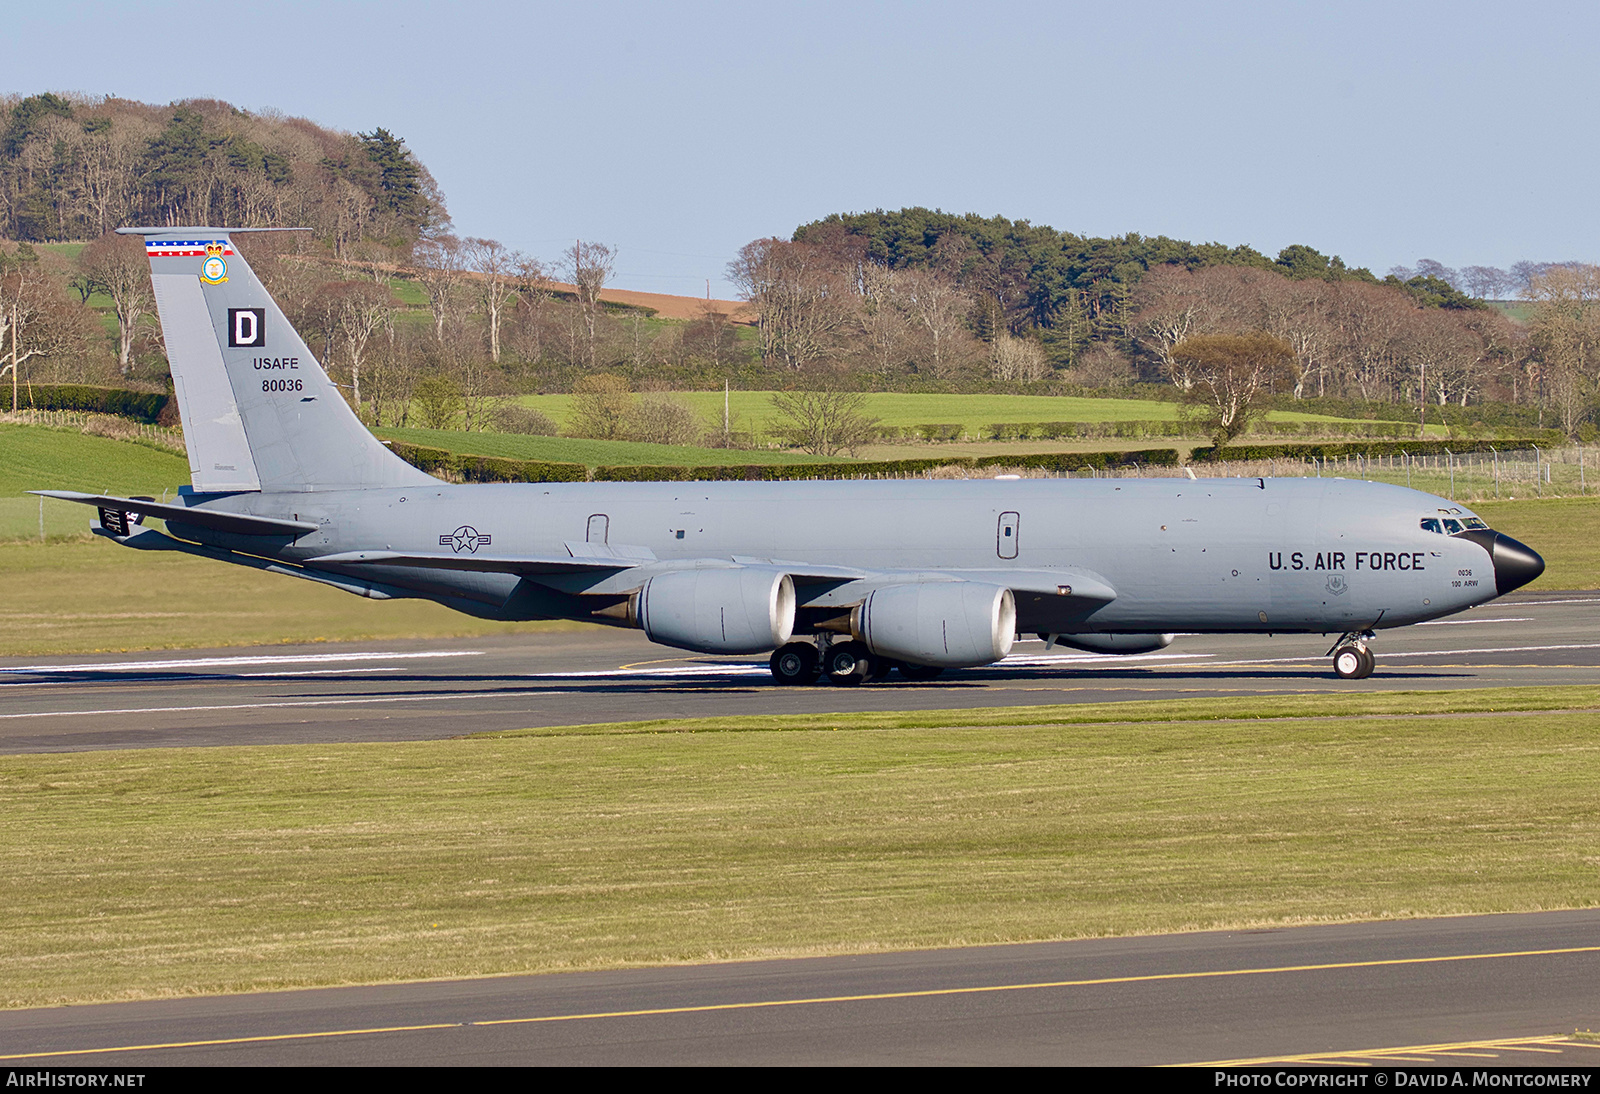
[515,391,1391,436]
[0,424,190,498]
[374,426,848,467]
[2,687,1597,1008]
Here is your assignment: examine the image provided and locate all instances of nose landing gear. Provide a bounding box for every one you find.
[1329,631,1377,680]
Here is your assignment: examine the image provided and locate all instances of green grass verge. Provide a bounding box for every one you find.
[0,538,587,655]
[374,426,850,466]
[4,686,1598,1008]
[1472,497,1600,590]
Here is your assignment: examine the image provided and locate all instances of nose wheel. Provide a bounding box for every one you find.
[1329,632,1376,680]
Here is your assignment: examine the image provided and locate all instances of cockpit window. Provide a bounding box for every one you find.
[1422,516,1489,535]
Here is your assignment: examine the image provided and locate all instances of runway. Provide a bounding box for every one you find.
[0,589,1595,753]
[3,911,1600,1065]
[4,591,1597,1067]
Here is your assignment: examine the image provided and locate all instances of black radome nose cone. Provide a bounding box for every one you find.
[1493,533,1545,595]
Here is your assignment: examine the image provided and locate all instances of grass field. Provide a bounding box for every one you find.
[0,537,580,655]
[3,687,1597,1008]
[373,426,849,467]
[515,391,1407,436]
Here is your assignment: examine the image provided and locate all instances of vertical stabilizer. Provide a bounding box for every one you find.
[128,228,436,493]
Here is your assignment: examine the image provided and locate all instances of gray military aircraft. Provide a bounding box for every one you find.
[37,227,1544,684]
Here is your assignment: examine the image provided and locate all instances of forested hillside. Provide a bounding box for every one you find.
[1,94,1595,442]
[0,93,439,249]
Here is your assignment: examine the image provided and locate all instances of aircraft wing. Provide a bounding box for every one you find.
[304,552,1115,604]
[305,550,643,576]
[32,491,317,537]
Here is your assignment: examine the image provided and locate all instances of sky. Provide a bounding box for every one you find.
[8,0,1597,298]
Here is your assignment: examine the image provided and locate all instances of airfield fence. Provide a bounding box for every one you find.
[0,409,187,454]
[972,446,1592,502]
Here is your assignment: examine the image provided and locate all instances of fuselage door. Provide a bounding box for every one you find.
[586,513,609,544]
[998,511,1020,559]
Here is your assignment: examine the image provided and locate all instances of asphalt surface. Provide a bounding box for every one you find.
[0,588,1595,753]
[3,911,1600,1066]
[4,589,1597,1066]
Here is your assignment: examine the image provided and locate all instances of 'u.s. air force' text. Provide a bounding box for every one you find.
[1268,551,1427,572]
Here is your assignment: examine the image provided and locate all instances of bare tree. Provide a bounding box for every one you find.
[0,243,100,404]
[567,374,634,439]
[989,334,1049,383]
[77,232,152,375]
[318,280,398,416]
[412,233,468,342]
[1525,263,1600,435]
[728,238,854,372]
[562,240,615,369]
[465,237,520,363]
[768,386,879,457]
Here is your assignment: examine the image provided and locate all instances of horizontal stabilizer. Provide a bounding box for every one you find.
[306,550,640,576]
[33,491,317,537]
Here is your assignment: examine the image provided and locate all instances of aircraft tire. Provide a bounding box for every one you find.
[863,656,894,683]
[822,641,872,685]
[770,643,820,686]
[1332,644,1373,680]
[897,662,945,681]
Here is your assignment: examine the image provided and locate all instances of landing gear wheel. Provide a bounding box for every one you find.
[823,641,872,685]
[863,657,894,683]
[897,662,945,682]
[1332,644,1374,680]
[770,642,820,686]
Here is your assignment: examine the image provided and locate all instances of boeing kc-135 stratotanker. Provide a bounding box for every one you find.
[36,227,1545,684]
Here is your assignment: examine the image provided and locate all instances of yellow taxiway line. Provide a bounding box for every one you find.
[6,944,1599,1062]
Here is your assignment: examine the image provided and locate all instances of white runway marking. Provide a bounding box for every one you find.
[0,689,570,720]
[0,651,483,675]
[1417,618,1533,626]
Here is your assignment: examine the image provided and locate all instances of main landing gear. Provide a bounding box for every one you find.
[1329,631,1377,680]
[768,638,945,686]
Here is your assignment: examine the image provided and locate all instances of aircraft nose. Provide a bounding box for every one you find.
[1491,533,1545,595]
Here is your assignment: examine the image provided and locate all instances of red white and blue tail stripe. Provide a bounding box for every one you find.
[144,239,234,258]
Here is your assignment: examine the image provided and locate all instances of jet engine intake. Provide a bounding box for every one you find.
[1044,633,1174,654]
[636,567,796,654]
[856,581,1016,668]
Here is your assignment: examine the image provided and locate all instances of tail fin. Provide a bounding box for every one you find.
[126,227,435,493]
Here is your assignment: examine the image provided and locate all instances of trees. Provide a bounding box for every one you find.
[317,280,398,415]
[1171,332,1295,446]
[768,387,879,457]
[729,238,854,373]
[1524,264,1600,435]
[562,240,615,370]
[567,374,634,439]
[412,233,467,342]
[464,237,520,363]
[77,232,152,375]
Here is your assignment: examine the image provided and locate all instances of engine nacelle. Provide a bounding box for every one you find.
[857,582,1016,668]
[636,567,796,654]
[1044,632,1174,654]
